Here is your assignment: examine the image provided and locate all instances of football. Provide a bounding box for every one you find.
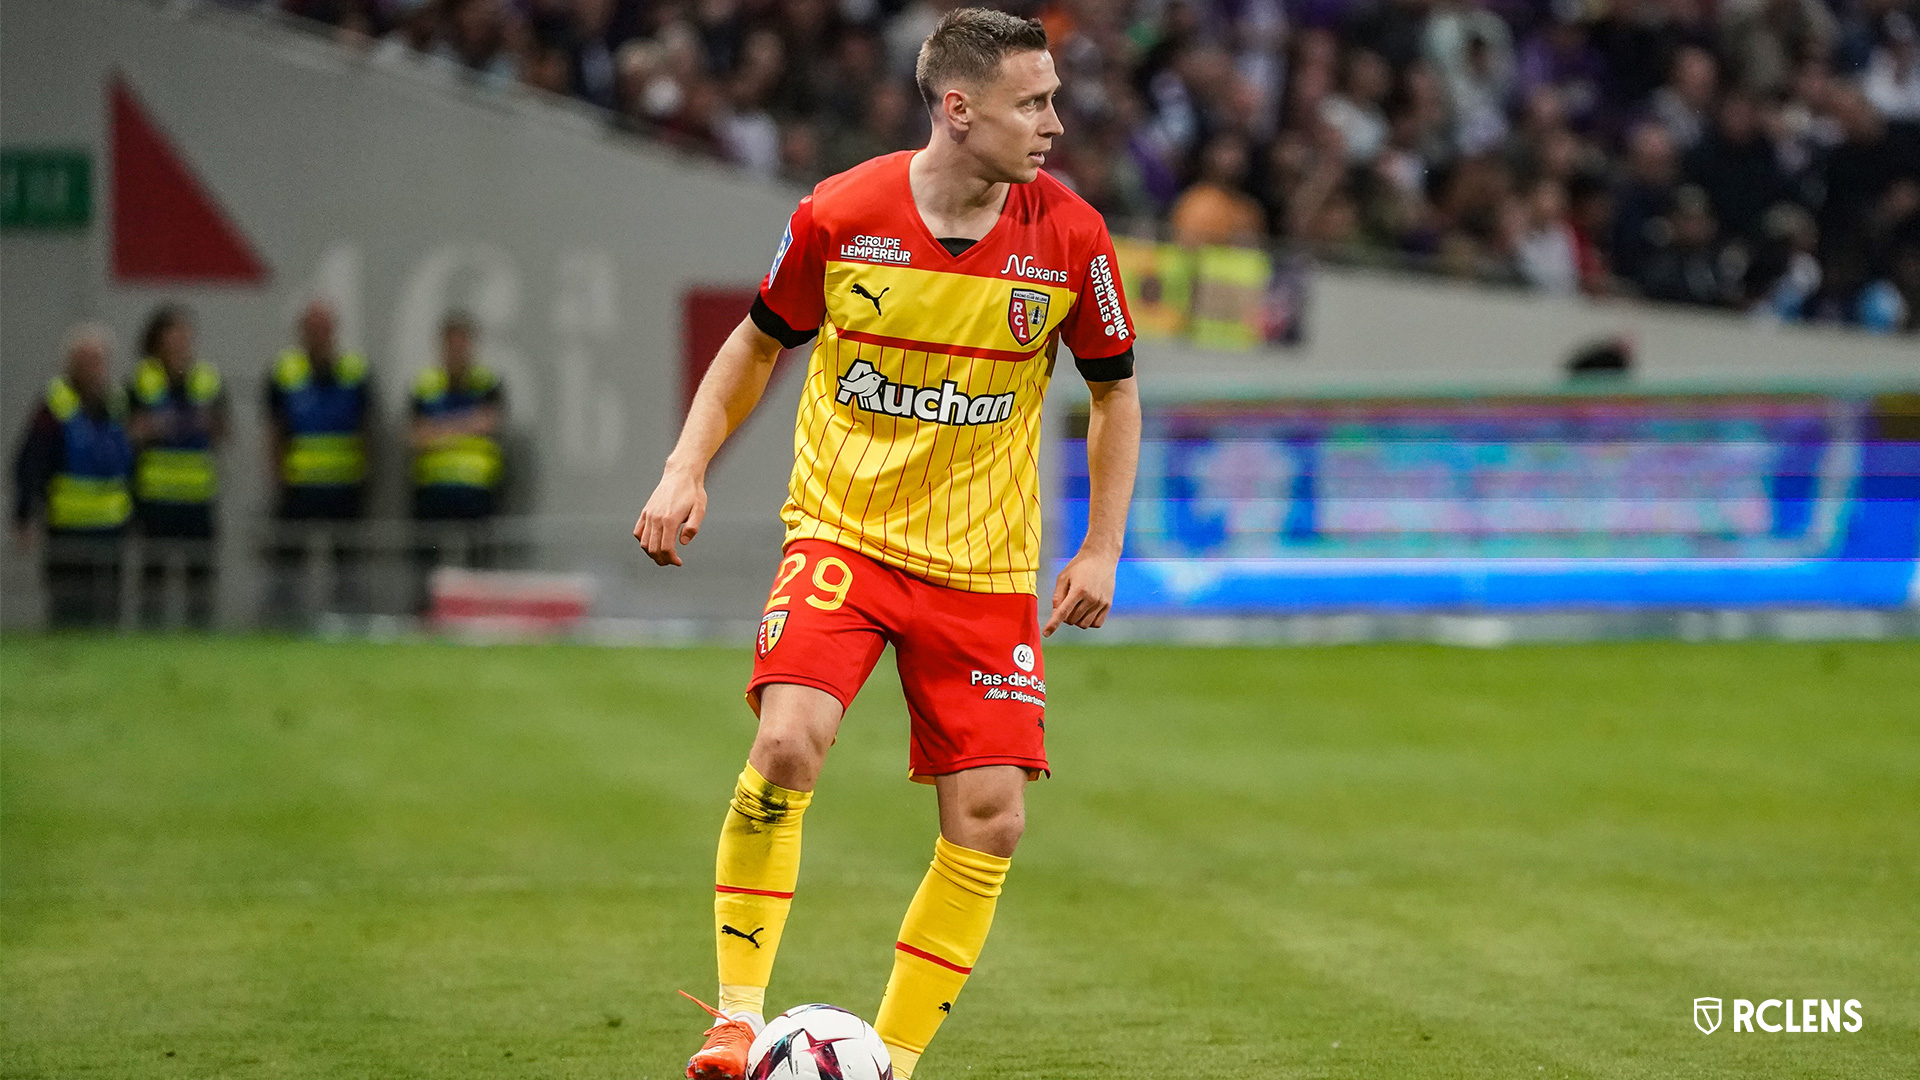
[746,1003,893,1080]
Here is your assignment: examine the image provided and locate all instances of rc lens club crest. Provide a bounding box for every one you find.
[1007,288,1049,345]
[758,610,788,658]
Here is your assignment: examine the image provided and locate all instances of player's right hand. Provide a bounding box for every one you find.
[634,464,707,567]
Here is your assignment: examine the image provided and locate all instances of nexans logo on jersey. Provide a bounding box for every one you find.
[757,151,1135,593]
[1001,254,1069,284]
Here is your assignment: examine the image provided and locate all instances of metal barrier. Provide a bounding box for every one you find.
[256,519,527,628]
[9,511,791,634]
[28,519,541,631]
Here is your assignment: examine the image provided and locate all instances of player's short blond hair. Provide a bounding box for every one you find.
[914,7,1049,111]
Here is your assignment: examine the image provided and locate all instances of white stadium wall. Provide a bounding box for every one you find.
[2,0,1913,629]
[0,0,807,626]
[1150,265,1919,401]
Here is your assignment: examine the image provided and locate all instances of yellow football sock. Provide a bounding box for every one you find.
[714,762,811,1017]
[873,836,1010,1079]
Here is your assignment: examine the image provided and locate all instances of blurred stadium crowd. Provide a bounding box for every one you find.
[235,0,1920,330]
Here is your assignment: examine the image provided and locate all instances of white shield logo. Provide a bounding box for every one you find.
[1694,998,1722,1034]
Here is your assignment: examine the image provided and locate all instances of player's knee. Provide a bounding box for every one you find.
[750,685,843,785]
[990,807,1026,851]
[961,799,1024,853]
[752,729,826,776]
[750,719,833,781]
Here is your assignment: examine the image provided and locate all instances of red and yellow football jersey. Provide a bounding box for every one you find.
[755,151,1135,594]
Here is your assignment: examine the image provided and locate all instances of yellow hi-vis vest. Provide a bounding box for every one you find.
[132,357,222,503]
[274,349,369,486]
[45,379,134,531]
[411,366,503,490]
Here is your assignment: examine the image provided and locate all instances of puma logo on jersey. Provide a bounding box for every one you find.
[851,283,889,315]
[721,924,767,948]
[835,360,1016,426]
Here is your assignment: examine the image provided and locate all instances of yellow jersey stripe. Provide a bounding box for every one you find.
[822,262,1077,356]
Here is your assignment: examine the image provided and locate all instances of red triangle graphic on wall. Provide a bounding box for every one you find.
[110,75,269,284]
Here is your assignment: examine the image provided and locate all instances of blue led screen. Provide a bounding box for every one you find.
[1057,393,1920,612]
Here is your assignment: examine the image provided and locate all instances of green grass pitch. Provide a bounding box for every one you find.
[3,636,1917,1078]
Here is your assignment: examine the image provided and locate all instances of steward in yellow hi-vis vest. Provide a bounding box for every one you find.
[267,302,371,521]
[409,311,505,521]
[128,305,227,539]
[17,378,133,535]
[12,327,134,627]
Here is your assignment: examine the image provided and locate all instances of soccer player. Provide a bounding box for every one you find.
[634,10,1140,1078]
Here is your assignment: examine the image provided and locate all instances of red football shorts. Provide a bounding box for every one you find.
[748,539,1048,782]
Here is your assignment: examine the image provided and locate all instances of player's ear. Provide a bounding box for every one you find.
[942,87,971,131]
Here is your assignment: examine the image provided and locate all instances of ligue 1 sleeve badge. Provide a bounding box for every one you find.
[758,610,789,657]
[1007,288,1049,346]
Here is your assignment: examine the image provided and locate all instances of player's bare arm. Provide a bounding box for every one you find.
[633,316,785,566]
[1045,374,1140,637]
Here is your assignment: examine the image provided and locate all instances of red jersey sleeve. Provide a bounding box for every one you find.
[1058,221,1136,379]
[752,196,827,348]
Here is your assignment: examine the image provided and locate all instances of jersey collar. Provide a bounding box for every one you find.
[900,150,1016,270]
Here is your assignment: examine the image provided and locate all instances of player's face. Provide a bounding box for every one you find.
[969,49,1063,184]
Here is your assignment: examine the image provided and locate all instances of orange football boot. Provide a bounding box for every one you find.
[681,991,757,1080]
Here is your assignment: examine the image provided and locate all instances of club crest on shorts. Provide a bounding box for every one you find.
[759,610,789,658]
[1007,288,1049,346]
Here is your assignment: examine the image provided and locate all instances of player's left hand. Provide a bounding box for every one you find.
[1044,548,1118,637]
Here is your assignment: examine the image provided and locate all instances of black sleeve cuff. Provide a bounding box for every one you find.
[750,295,818,349]
[1074,346,1135,383]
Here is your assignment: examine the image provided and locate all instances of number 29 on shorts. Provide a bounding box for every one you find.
[767,551,854,612]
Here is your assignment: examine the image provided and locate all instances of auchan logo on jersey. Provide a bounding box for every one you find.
[836,359,1016,426]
